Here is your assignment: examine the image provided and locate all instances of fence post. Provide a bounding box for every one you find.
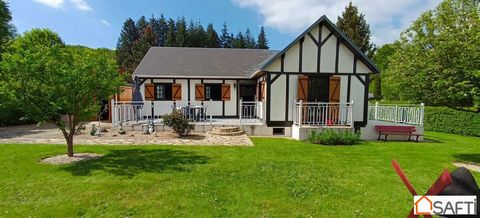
[209,99,213,125]
[420,103,425,126]
[324,103,328,127]
[293,99,297,125]
[375,101,379,120]
[298,100,303,128]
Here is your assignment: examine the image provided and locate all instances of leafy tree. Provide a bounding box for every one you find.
[206,23,220,48]
[233,31,246,48]
[373,44,396,100]
[382,0,479,109]
[0,0,14,54]
[220,23,232,48]
[1,29,122,156]
[244,28,256,48]
[115,18,139,77]
[165,18,176,47]
[257,26,269,49]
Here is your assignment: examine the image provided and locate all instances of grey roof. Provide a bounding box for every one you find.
[133,47,278,78]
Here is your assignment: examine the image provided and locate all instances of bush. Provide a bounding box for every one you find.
[424,107,480,137]
[162,110,194,136]
[308,129,360,146]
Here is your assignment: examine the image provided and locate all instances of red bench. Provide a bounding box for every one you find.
[375,125,423,142]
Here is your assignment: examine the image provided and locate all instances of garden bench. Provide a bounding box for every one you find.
[375,125,423,142]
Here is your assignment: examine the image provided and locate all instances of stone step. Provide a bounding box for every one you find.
[208,130,245,136]
[212,127,240,133]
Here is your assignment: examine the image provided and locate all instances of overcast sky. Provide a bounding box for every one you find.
[7,0,441,49]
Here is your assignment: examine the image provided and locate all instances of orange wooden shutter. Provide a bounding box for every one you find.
[222,84,231,101]
[144,84,154,101]
[329,76,340,102]
[261,81,265,100]
[297,75,308,101]
[172,83,182,100]
[195,84,205,101]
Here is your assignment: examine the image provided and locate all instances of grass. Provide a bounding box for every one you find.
[0,132,479,217]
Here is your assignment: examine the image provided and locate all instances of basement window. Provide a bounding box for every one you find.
[273,128,285,135]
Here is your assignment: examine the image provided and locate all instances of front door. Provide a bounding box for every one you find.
[308,75,330,102]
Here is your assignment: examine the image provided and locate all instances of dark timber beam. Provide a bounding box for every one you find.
[307,32,319,46]
[270,73,282,84]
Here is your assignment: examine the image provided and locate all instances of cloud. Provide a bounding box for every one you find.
[69,0,93,11]
[101,19,111,27]
[232,0,441,45]
[33,0,93,12]
[34,0,64,9]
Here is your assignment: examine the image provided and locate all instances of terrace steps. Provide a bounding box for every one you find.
[208,127,245,136]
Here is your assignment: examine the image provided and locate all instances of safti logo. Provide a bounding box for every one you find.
[413,195,477,215]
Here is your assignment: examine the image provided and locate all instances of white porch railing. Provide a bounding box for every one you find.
[293,101,354,127]
[368,102,424,126]
[239,100,263,120]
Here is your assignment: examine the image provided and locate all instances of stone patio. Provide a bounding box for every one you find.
[0,123,253,146]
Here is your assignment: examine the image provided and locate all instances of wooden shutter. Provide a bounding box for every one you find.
[297,75,308,101]
[222,84,231,101]
[144,84,154,101]
[329,76,340,102]
[172,83,182,100]
[195,84,205,101]
[261,81,265,100]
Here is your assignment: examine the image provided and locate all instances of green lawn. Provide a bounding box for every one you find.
[1,132,479,217]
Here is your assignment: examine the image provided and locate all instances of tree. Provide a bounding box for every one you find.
[336,2,375,57]
[244,28,256,48]
[0,0,15,54]
[372,44,396,100]
[175,17,187,47]
[233,31,246,48]
[115,18,139,78]
[337,2,378,98]
[1,29,122,156]
[220,23,232,48]
[382,0,479,109]
[165,18,176,47]
[257,26,269,49]
[206,23,220,48]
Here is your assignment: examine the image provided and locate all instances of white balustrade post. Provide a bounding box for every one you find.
[298,100,303,128]
[394,105,398,125]
[209,99,213,125]
[293,99,297,125]
[324,103,328,127]
[350,101,354,128]
[111,99,116,126]
[420,103,425,126]
[239,98,243,127]
[375,101,379,120]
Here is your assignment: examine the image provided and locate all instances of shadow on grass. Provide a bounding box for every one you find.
[452,154,480,164]
[62,148,209,177]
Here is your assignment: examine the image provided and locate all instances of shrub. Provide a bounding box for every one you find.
[424,107,480,137]
[308,129,360,146]
[162,110,194,136]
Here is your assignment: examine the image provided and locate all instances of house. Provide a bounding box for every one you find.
[112,15,383,139]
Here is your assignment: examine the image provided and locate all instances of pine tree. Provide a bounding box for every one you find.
[149,15,161,46]
[233,31,246,48]
[175,17,187,47]
[206,23,220,48]
[336,2,375,57]
[165,18,176,47]
[0,0,15,55]
[337,2,377,98]
[257,26,269,49]
[219,23,232,48]
[157,15,168,46]
[115,18,140,75]
[136,16,149,36]
[244,28,256,48]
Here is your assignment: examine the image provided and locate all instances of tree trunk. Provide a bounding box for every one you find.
[66,136,74,157]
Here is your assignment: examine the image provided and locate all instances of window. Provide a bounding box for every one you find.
[154,83,172,100]
[204,84,222,101]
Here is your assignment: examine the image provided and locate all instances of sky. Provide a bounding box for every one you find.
[7,0,441,50]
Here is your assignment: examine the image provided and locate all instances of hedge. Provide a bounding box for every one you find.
[424,107,480,137]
